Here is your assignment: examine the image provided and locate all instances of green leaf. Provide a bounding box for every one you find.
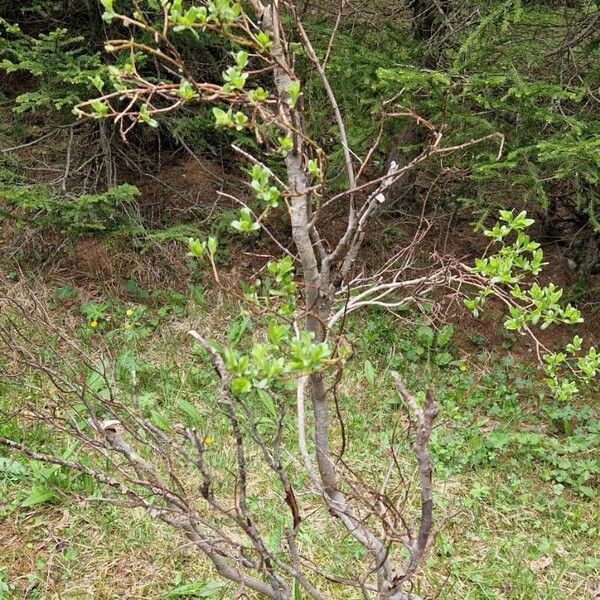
[188,238,205,258]
[231,377,252,395]
[436,324,455,348]
[91,100,108,118]
[231,207,260,233]
[277,135,293,156]
[292,577,303,600]
[235,50,249,69]
[434,352,453,367]
[207,236,218,255]
[307,158,321,178]
[222,66,247,91]
[90,75,104,92]
[267,320,288,345]
[233,111,248,130]
[19,487,55,508]
[212,107,233,128]
[363,359,376,387]
[176,398,203,426]
[161,581,225,598]
[139,104,158,128]
[177,79,198,101]
[249,87,268,102]
[256,31,271,51]
[86,370,111,400]
[100,0,116,22]
[150,410,171,432]
[416,325,435,348]
[287,80,301,108]
[0,457,29,480]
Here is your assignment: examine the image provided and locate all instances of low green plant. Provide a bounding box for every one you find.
[0,443,95,513]
[1,183,140,233]
[0,569,12,600]
[428,358,599,498]
[50,285,79,307]
[398,323,455,367]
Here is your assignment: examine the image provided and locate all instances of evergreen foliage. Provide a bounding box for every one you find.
[1,1,598,250]
[0,18,104,113]
[376,1,600,237]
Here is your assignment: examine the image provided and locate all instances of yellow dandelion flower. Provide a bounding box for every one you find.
[124,323,132,330]
[126,309,134,317]
[203,435,214,447]
[459,363,468,372]
[89,321,98,329]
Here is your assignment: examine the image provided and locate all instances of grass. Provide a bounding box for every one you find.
[0,284,598,599]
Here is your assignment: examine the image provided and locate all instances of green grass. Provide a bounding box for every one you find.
[1,287,598,599]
